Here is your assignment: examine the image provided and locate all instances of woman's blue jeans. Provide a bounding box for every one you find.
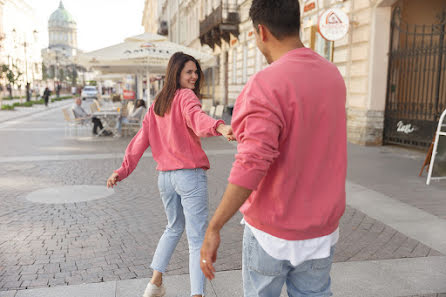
[151,169,208,296]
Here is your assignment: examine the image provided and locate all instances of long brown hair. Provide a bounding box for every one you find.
[154,52,203,116]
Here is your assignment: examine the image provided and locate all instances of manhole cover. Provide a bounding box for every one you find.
[26,185,114,204]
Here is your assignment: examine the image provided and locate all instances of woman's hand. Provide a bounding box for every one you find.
[107,172,119,188]
[217,124,236,141]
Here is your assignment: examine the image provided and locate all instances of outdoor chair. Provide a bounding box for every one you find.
[90,103,99,113]
[201,99,213,114]
[62,108,90,136]
[214,105,225,119]
[127,101,135,115]
[121,108,146,137]
[209,106,216,118]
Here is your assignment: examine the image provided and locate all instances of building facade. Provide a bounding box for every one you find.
[0,0,42,92]
[144,0,446,147]
[41,1,80,89]
[142,0,158,34]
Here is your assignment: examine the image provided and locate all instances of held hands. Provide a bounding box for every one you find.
[217,124,236,141]
[106,172,119,188]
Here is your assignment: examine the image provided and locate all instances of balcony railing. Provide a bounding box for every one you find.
[199,4,240,48]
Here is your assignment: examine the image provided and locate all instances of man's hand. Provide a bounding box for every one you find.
[200,228,220,280]
[107,172,119,188]
[199,183,252,280]
[217,124,236,141]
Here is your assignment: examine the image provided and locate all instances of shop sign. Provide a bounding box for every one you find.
[304,2,316,12]
[123,90,136,100]
[318,8,349,41]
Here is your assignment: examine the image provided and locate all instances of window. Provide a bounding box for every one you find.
[232,49,237,84]
[242,45,248,83]
[310,25,333,61]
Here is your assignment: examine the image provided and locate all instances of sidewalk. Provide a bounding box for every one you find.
[1,176,445,297]
[3,252,446,297]
[0,106,445,296]
[0,95,73,124]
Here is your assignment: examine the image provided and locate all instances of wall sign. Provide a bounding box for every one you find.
[123,90,136,100]
[304,2,316,12]
[318,8,349,41]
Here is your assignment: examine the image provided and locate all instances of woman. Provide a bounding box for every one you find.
[107,52,233,297]
[115,99,147,136]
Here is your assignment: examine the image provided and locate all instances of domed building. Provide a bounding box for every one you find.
[47,1,77,57]
[41,1,82,88]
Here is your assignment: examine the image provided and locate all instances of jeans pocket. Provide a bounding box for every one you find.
[247,229,283,276]
[174,169,198,195]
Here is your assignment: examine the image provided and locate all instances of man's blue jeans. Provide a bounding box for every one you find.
[151,169,208,296]
[243,225,335,297]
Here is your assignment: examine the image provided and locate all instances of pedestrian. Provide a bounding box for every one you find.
[106,52,234,297]
[199,1,347,296]
[26,83,31,102]
[56,83,61,98]
[43,87,51,107]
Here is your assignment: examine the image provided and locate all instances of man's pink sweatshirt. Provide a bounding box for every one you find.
[115,88,224,181]
[228,48,347,240]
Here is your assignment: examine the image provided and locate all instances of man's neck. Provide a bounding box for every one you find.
[270,38,305,63]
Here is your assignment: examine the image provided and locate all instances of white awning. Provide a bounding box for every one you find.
[76,33,216,74]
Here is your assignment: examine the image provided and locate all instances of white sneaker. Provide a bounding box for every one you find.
[142,282,166,297]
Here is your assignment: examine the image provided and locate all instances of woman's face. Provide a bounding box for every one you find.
[179,60,199,90]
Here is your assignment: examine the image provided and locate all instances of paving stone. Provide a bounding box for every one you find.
[0,112,445,292]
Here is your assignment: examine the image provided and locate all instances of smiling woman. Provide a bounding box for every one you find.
[153,52,203,117]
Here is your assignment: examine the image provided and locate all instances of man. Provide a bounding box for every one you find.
[26,83,31,102]
[43,87,51,107]
[200,0,347,296]
[72,98,109,136]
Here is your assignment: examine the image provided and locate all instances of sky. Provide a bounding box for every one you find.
[27,0,145,52]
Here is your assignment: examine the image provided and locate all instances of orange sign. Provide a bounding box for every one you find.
[304,2,315,12]
[123,90,136,100]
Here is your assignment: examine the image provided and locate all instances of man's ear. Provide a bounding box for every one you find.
[258,24,268,42]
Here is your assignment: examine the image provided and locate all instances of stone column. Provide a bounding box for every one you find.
[136,73,143,100]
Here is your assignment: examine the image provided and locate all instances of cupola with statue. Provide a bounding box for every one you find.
[48,1,77,56]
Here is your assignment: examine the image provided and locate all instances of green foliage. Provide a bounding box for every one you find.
[2,96,21,100]
[1,105,14,110]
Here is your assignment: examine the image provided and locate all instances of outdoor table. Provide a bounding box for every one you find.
[92,110,120,136]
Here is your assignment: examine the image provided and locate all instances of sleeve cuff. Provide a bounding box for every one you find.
[214,120,225,135]
[114,168,127,182]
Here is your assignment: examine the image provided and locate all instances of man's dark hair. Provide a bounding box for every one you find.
[249,0,301,40]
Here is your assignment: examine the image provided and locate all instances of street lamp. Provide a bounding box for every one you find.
[11,28,38,101]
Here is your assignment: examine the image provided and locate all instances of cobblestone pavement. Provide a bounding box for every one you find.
[0,106,444,292]
[405,293,446,297]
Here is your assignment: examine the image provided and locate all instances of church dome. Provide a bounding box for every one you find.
[48,1,76,28]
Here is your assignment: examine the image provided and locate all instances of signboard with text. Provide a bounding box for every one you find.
[318,8,349,41]
[123,90,136,100]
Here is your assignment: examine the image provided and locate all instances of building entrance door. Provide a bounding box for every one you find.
[384,7,446,148]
